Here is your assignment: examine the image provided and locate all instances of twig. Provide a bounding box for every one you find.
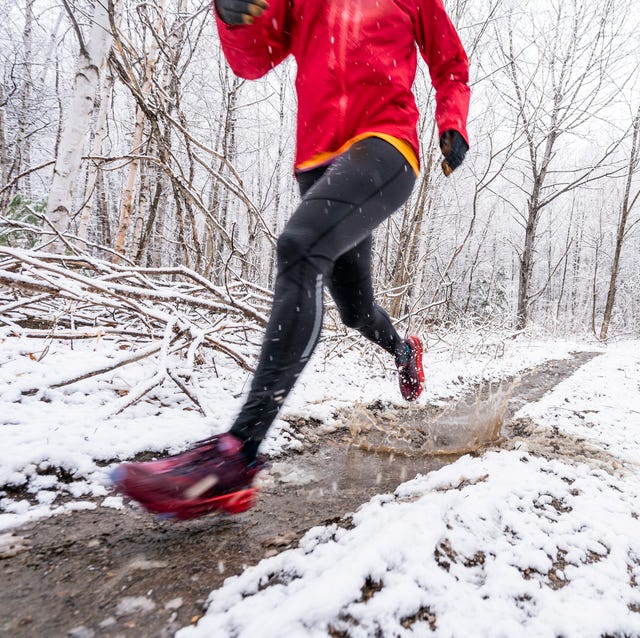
[167,368,206,415]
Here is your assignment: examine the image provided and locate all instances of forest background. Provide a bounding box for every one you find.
[1,0,640,351]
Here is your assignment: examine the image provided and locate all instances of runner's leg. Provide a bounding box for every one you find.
[230,138,415,457]
[328,237,408,359]
[299,163,409,359]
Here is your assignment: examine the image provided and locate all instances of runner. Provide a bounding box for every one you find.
[111,0,470,520]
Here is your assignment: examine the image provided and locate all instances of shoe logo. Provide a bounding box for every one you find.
[184,474,219,500]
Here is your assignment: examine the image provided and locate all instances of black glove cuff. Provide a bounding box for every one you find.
[439,130,468,172]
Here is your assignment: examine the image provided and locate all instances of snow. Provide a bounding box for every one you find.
[177,341,640,638]
[180,453,640,637]
[115,596,156,616]
[3,325,640,637]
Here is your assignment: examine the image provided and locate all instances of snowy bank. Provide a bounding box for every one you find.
[177,341,640,638]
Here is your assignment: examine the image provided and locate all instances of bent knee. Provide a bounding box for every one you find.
[276,226,315,265]
[276,227,334,277]
[339,307,374,330]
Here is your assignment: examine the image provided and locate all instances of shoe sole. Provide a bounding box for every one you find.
[110,466,256,520]
[169,488,257,520]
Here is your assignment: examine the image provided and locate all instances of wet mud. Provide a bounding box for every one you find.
[0,351,599,638]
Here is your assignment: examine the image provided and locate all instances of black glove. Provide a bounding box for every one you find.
[215,0,268,25]
[439,130,468,176]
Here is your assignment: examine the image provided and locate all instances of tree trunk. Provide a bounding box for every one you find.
[556,202,575,321]
[45,0,113,242]
[388,133,437,319]
[11,0,34,198]
[112,1,166,260]
[515,200,539,330]
[599,107,640,340]
[78,63,114,241]
[94,168,111,248]
[0,85,9,210]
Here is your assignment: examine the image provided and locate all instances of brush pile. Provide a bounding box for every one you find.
[0,246,269,414]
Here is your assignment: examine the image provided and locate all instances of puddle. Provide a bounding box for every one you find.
[279,351,599,502]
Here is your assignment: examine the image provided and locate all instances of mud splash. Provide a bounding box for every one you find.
[348,382,512,457]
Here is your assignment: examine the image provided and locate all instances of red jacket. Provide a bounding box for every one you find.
[214,0,470,172]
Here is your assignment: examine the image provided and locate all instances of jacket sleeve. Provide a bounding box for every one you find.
[413,0,470,145]
[213,0,292,80]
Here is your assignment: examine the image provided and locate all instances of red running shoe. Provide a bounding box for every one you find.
[396,335,425,401]
[110,433,264,520]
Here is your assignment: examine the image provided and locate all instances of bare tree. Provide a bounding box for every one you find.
[599,105,640,340]
[497,0,627,329]
[12,0,34,198]
[45,0,115,240]
[2,0,639,340]
[112,0,166,260]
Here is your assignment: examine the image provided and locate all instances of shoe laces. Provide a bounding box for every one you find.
[171,435,231,471]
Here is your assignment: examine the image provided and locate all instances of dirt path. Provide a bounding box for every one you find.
[0,352,598,638]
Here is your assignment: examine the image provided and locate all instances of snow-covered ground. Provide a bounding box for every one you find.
[3,327,640,637]
[176,341,640,638]
[0,325,588,531]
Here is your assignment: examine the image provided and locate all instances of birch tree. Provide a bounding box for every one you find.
[45,0,114,241]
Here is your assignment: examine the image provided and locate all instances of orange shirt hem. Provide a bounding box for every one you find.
[295,133,420,176]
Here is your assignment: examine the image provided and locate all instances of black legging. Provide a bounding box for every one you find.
[230,137,416,453]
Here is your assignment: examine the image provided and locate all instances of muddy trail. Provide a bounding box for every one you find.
[1,352,599,638]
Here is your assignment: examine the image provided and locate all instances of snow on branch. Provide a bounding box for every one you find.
[0,247,270,415]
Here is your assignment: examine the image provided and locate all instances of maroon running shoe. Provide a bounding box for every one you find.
[110,433,264,520]
[396,335,425,401]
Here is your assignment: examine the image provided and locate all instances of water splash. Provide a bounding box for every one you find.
[348,382,514,457]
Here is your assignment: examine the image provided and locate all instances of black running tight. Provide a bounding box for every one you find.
[230,137,416,451]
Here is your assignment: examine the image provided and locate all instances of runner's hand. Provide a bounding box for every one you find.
[214,0,269,25]
[439,130,468,176]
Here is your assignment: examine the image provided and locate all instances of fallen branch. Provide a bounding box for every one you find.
[1,246,268,414]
